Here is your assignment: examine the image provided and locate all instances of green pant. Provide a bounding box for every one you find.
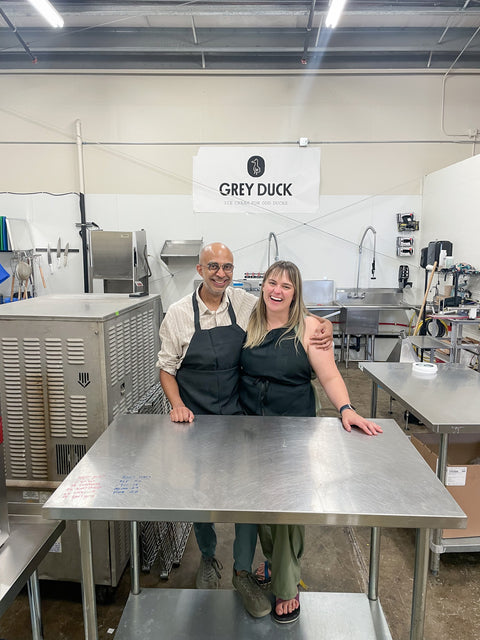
[258,524,305,600]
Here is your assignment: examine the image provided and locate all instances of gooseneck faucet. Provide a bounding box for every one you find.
[268,232,279,266]
[349,225,377,298]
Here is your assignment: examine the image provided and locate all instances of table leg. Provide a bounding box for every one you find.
[430,433,449,574]
[130,521,141,595]
[450,324,459,363]
[370,381,378,418]
[78,520,99,640]
[410,528,430,640]
[27,569,43,640]
[368,527,381,601]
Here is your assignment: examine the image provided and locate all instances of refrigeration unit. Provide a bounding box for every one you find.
[0,435,9,548]
[89,229,150,294]
[0,294,162,588]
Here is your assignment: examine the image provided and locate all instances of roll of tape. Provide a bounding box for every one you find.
[412,362,438,376]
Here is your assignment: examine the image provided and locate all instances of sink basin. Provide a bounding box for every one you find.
[335,288,410,334]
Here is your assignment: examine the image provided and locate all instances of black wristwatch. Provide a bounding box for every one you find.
[339,403,355,415]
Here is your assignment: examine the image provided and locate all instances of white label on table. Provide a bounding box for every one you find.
[22,490,39,501]
[446,466,467,486]
[49,537,62,553]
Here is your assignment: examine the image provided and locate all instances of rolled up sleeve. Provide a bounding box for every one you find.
[156,310,185,376]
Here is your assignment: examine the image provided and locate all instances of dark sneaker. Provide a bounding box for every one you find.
[232,570,272,618]
[195,555,223,589]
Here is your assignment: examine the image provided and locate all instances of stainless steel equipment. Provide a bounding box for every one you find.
[90,230,150,294]
[43,415,466,640]
[360,361,480,574]
[0,438,9,547]
[303,279,335,306]
[0,293,162,587]
[350,225,377,299]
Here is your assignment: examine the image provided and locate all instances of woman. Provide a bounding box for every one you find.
[239,260,382,624]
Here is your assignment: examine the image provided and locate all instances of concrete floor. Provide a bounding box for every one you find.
[1,364,480,639]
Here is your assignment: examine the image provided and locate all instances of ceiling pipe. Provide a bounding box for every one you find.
[301,0,317,64]
[0,7,37,63]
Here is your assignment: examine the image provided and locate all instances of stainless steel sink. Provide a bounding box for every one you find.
[335,288,408,334]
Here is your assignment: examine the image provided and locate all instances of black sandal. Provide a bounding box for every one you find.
[272,593,300,624]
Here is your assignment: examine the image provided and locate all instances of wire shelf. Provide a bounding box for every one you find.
[127,382,192,577]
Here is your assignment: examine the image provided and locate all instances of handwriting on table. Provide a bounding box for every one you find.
[60,474,152,499]
[60,475,103,500]
[112,475,152,495]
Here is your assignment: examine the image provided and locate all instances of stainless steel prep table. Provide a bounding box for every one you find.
[42,414,465,640]
[0,514,65,638]
[359,361,480,572]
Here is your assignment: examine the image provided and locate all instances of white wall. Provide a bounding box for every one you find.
[1,71,479,310]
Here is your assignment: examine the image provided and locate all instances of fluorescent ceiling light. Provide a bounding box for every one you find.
[28,0,64,28]
[325,0,347,29]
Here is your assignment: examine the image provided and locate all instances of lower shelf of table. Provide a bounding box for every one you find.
[441,536,480,553]
[114,588,392,639]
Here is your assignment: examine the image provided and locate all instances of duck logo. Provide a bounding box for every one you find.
[78,372,91,388]
[247,155,265,178]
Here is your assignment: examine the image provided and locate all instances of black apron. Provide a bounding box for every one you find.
[176,290,245,415]
[239,327,316,417]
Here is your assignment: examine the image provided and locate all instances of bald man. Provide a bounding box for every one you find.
[157,242,333,618]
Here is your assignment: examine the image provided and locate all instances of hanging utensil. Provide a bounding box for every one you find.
[63,242,69,268]
[56,237,62,269]
[16,261,32,300]
[10,270,15,300]
[47,244,53,274]
[37,256,47,288]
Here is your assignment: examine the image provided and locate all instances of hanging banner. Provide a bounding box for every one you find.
[193,147,320,214]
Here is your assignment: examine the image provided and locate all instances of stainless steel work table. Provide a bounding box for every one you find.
[42,414,465,640]
[359,361,480,571]
[0,514,65,638]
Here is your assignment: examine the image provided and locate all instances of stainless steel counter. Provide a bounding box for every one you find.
[359,361,480,572]
[43,415,464,528]
[0,513,65,637]
[359,362,480,434]
[43,414,465,640]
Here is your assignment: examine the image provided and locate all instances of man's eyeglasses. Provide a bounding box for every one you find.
[201,262,234,274]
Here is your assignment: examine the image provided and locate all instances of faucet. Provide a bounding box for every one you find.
[349,225,377,298]
[268,232,279,266]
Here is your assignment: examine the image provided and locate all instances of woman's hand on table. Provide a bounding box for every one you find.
[341,409,383,436]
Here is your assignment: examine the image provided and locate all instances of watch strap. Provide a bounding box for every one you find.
[339,403,355,414]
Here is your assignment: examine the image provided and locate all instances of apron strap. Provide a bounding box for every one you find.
[192,291,201,331]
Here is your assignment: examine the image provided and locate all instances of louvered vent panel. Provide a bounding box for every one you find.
[108,324,118,385]
[67,338,85,365]
[24,338,48,479]
[130,314,140,400]
[1,337,27,477]
[116,320,127,380]
[56,443,87,476]
[70,395,89,438]
[137,309,156,403]
[45,338,67,438]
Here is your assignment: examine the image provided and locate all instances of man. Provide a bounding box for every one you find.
[157,242,333,618]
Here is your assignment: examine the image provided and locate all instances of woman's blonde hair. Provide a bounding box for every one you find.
[244,260,308,349]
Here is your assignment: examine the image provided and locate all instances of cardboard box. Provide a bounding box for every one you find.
[411,433,480,538]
